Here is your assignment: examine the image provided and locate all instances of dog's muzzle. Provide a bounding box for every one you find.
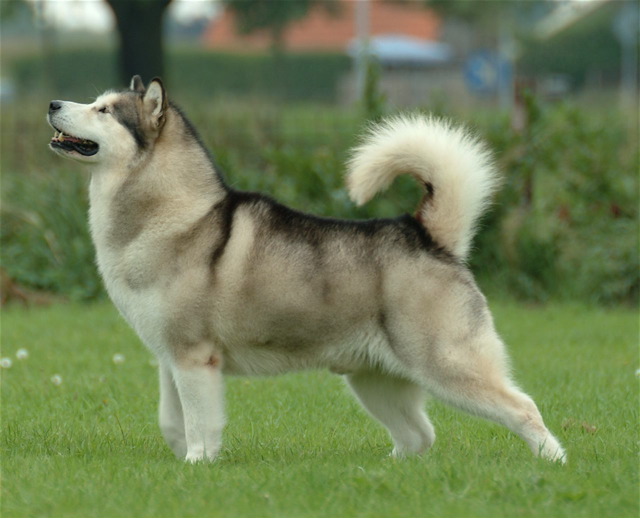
[48,101,99,157]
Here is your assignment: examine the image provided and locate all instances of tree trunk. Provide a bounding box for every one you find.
[106,0,172,86]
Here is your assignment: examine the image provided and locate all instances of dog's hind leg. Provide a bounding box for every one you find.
[170,344,226,463]
[418,334,566,463]
[346,371,435,457]
[158,362,187,458]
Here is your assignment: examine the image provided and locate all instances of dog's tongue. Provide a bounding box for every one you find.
[50,131,99,156]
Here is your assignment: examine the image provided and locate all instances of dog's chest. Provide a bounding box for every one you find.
[98,248,169,354]
[90,221,168,355]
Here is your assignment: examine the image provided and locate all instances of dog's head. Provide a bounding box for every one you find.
[47,76,167,165]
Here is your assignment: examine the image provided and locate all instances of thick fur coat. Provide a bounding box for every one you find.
[47,76,565,463]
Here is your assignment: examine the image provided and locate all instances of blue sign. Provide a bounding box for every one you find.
[464,50,512,95]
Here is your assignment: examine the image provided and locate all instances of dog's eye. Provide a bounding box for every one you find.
[98,107,110,114]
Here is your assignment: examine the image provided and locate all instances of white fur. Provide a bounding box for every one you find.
[347,115,500,261]
[347,372,435,457]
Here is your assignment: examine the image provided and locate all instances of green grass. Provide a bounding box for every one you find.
[1,301,638,517]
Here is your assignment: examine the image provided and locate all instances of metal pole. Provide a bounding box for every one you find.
[614,2,639,112]
[498,16,515,112]
[355,0,370,102]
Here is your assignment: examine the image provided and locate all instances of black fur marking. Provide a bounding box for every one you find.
[208,191,246,268]
[207,188,459,272]
[377,309,394,349]
[395,214,457,264]
[424,181,434,198]
[112,94,147,150]
[281,205,455,264]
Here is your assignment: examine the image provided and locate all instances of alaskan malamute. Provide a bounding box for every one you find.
[47,76,565,463]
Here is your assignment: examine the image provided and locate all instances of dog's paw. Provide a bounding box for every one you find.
[184,447,219,463]
[544,446,567,464]
[390,445,428,459]
[538,436,567,464]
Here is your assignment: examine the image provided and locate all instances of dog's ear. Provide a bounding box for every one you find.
[130,75,145,93]
[143,78,167,130]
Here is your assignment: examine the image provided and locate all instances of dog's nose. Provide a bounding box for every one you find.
[49,101,62,113]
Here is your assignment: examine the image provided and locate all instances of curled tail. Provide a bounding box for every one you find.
[346,115,500,262]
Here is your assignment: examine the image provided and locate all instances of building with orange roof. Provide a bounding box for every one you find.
[203,0,442,53]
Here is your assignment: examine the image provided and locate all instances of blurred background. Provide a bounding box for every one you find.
[1,0,638,306]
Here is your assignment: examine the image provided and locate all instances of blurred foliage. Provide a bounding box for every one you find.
[169,51,350,102]
[362,59,387,123]
[473,98,638,304]
[518,2,624,90]
[424,0,550,25]
[0,169,101,301]
[0,0,26,20]
[8,48,351,103]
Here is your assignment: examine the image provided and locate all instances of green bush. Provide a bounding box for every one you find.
[170,50,351,102]
[518,2,622,89]
[1,169,101,300]
[473,100,639,304]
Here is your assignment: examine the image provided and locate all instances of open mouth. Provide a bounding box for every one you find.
[50,129,99,157]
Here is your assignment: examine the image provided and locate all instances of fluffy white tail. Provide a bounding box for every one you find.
[346,115,499,261]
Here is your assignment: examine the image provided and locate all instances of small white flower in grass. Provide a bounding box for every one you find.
[112,353,125,364]
[16,348,29,360]
[51,374,63,386]
[0,357,12,369]
[636,368,640,378]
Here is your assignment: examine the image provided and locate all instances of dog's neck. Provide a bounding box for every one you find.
[88,107,228,253]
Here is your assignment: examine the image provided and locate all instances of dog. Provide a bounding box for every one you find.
[47,76,565,463]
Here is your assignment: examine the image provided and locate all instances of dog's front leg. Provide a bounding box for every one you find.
[170,347,226,463]
[158,362,187,458]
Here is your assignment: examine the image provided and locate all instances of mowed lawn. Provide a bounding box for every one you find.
[1,301,638,517]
